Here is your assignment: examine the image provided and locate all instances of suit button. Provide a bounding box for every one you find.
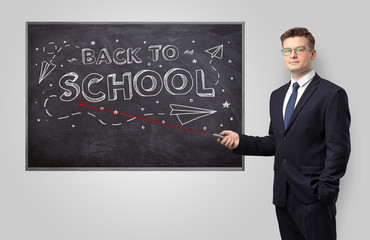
[282,158,287,164]
[283,137,287,142]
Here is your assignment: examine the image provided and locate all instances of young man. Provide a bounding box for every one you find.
[218,27,351,240]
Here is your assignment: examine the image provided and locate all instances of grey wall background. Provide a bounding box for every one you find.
[1,0,369,239]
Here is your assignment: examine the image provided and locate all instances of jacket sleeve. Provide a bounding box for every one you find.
[233,121,276,156]
[318,88,351,205]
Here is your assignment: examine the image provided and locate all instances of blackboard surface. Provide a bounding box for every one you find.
[27,22,244,170]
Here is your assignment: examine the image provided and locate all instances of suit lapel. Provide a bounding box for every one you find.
[278,83,290,130]
[285,74,321,131]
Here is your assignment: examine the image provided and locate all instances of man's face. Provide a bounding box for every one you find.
[282,36,316,80]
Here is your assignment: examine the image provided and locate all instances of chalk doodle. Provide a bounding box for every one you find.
[38,41,80,83]
[39,61,56,83]
[205,44,224,59]
[67,58,77,63]
[38,41,230,128]
[222,101,231,108]
[184,49,194,55]
[170,104,217,125]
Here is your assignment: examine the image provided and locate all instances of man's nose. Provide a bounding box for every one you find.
[290,50,298,58]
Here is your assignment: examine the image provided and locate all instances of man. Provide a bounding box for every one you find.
[218,27,351,240]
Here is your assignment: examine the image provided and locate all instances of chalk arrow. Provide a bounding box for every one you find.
[205,44,223,59]
[170,104,217,125]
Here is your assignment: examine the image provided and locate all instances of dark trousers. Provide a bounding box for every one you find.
[275,187,337,240]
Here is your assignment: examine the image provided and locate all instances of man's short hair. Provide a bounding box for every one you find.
[280,27,315,49]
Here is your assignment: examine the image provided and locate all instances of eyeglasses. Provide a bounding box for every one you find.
[281,46,312,56]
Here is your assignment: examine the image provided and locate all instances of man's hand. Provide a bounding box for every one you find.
[217,130,240,150]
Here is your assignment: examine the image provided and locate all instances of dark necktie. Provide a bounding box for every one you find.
[284,82,300,129]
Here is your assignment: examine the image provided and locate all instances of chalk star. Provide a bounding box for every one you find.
[192,40,196,43]
[91,41,96,45]
[192,59,197,64]
[114,110,119,114]
[222,101,231,108]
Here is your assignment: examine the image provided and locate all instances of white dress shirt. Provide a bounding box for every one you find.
[282,70,315,118]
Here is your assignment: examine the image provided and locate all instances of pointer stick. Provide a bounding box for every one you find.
[212,133,225,140]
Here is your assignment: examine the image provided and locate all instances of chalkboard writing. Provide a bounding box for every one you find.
[27,23,244,170]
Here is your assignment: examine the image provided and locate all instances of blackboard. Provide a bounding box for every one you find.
[27,22,244,170]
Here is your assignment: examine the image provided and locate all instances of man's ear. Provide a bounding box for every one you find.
[311,49,317,60]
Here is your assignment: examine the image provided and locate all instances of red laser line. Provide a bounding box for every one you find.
[79,103,213,136]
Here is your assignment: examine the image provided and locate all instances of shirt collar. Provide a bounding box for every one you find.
[290,69,315,87]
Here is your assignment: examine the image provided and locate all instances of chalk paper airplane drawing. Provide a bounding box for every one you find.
[170,104,217,125]
[205,44,223,59]
[39,61,56,83]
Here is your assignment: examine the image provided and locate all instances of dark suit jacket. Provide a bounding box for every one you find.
[235,74,351,207]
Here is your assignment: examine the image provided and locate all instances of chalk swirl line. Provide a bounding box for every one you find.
[43,95,125,126]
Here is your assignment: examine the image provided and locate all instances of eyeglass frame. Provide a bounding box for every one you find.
[281,46,313,56]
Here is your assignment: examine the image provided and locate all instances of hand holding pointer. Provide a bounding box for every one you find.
[215,130,240,150]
